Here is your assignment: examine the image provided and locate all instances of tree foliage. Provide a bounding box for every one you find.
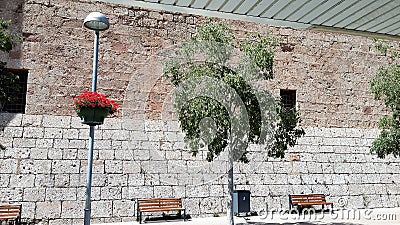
[164,20,305,162]
[370,41,400,158]
[0,18,20,109]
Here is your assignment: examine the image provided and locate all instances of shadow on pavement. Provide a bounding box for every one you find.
[239,223,365,225]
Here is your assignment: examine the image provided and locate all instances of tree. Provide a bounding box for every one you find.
[370,39,400,158]
[164,20,304,225]
[0,18,20,111]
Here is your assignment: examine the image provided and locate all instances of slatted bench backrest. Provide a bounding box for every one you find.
[138,198,183,212]
[290,194,327,204]
[0,204,21,221]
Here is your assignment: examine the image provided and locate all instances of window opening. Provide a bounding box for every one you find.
[0,68,28,113]
[280,89,296,109]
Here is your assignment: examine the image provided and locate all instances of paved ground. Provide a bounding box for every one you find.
[96,207,400,225]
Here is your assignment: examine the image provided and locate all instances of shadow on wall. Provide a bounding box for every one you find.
[0,113,17,149]
[0,0,24,140]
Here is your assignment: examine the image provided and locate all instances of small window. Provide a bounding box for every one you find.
[0,69,28,113]
[280,89,296,109]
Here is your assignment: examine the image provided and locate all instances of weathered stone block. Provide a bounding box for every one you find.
[90,200,113,218]
[122,119,145,131]
[36,201,62,219]
[301,174,320,185]
[0,159,18,174]
[99,118,122,130]
[142,160,167,174]
[53,174,70,188]
[112,200,135,217]
[273,162,290,174]
[128,186,154,199]
[100,186,121,200]
[334,162,353,173]
[149,148,166,160]
[0,188,23,202]
[34,174,55,187]
[102,129,130,141]
[99,149,115,160]
[186,185,210,198]
[35,138,54,148]
[68,139,86,149]
[61,201,85,219]
[53,139,69,149]
[306,162,323,173]
[21,114,41,127]
[20,159,52,174]
[140,141,160,151]
[3,127,23,138]
[44,127,63,138]
[12,138,36,148]
[62,128,79,139]
[146,131,163,142]
[43,115,70,128]
[45,188,77,201]
[0,174,10,187]
[62,148,78,160]
[51,160,80,174]
[328,184,350,196]
[106,174,127,187]
[121,161,140,174]
[104,160,122,174]
[20,202,36,220]
[145,120,164,132]
[9,174,35,187]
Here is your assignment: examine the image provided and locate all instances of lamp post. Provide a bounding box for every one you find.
[83,12,109,225]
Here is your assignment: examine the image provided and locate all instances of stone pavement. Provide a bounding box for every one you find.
[96,207,400,225]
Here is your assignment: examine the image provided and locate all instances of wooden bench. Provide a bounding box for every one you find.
[289,194,333,214]
[136,198,186,224]
[0,204,22,225]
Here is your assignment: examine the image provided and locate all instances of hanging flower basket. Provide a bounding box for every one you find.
[78,107,109,125]
[73,91,119,126]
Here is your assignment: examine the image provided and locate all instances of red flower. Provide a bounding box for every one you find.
[73,91,119,115]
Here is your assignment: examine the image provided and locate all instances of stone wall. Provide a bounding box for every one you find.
[1,0,400,224]
[1,113,400,224]
[0,0,396,128]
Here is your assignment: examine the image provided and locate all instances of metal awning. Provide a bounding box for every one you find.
[100,0,400,40]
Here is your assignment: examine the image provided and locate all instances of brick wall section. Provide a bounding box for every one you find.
[0,0,398,128]
[1,0,400,224]
[1,114,400,224]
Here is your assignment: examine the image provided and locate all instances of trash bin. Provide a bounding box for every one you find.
[233,190,250,214]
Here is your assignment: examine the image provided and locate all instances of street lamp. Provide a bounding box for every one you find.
[83,12,109,225]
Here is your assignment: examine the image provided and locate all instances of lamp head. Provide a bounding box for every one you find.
[84,12,109,31]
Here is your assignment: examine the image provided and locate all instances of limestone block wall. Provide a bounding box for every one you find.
[1,113,399,225]
[0,0,396,128]
[1,0,400,224]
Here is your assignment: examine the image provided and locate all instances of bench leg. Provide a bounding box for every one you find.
[297,205,302,215]
[139,211,142,224]
[17,205,22,225]
[183,209,186,221]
